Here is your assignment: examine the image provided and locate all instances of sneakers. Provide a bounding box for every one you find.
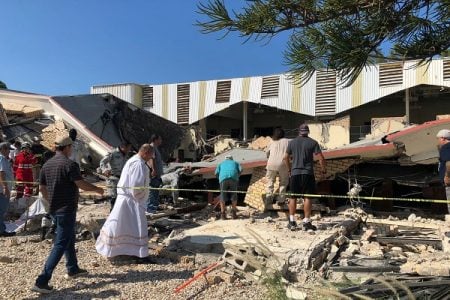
[31,283,53,294]
[287,221,298,231]
[64,268,88,280]
[302,222,317,231]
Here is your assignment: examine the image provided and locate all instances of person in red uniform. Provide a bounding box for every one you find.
[13,142,37,198]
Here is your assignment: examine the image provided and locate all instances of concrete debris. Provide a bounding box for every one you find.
[41,120,69,149]
[247,136,272,150]
[285,286,307,300]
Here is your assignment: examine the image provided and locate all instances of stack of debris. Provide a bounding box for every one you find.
[1,102,44,122]
[40,120,69,149]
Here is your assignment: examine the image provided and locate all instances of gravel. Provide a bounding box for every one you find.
[0,206,268,300]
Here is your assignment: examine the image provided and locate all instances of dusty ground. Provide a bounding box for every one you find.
[0,233,268,300]
[0,199,270,300]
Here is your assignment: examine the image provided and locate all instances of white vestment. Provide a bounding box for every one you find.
[96,154,150,258]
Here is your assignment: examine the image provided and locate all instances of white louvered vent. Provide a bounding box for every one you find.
[215,80,231,103]
[444,59,450,80]
[379,62,403,86]
[177,84,190,125]
[261,76,279,98]
[142,86,153,109]
[315,70,336,115]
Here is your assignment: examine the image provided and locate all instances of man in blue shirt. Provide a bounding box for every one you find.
[215,155,242,220]
[437,129,450,213]
[0,142,15,237]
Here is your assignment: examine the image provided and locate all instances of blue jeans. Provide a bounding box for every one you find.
[147,177,162,212]
[0,193,9,234]
[36,212,79,285]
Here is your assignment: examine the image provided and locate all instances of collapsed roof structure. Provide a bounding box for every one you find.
[0,89,185,162]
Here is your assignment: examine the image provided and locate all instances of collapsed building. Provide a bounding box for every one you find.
[0,89,185,164]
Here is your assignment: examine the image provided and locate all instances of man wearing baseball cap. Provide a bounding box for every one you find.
[437,129,450,213]
[283,123,326,231]
[32,135,104,294]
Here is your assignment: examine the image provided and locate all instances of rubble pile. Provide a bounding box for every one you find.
[248,136,272,150]
[40,120,69,149]
[1,102,44,120]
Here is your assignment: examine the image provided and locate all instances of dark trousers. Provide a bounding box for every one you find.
[147,177,162,212]
[36,212,79,285]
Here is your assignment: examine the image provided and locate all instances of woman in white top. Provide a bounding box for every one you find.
[265,128,290,204]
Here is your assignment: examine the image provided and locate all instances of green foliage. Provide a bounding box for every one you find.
[0,81,6,89]
[262,272,289,300]
[197,0,450,86]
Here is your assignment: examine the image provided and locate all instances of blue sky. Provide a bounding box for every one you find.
[0,0,289,96]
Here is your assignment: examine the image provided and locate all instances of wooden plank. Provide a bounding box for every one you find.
[366,217,442,230]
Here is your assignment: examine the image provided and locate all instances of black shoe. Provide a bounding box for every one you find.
[31,282,53,294]
[64,268,88,280]
[0,231,16,237]
[287,221,298,231]
[302,222,317,231]
[134,256,157,264]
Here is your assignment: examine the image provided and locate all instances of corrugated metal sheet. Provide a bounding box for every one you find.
[91,84,142,107]
[230,78,243,105]
[336,79,352,113]
[301,72,316,116]
[362,65,380,104]
[279,74,293,112]
[96,59,449,124]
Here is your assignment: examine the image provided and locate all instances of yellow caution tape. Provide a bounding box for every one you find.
[3,180,450,204]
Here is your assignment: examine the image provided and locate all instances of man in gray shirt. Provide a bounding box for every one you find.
[0,142,15,237]
[147,134,164,213]
[283,124,326,231]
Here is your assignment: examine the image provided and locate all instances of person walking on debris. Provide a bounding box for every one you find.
[283,124,326,231]
[265,127,290,205]
[68,128,92,167]
[32,136,104,294]
[13,142,37,199]
[98,141,132,210]
[96,144,154,262]
[215,155,242,220]
[147,134,163,214]
[437,129,450,213]
[0,142,15,237]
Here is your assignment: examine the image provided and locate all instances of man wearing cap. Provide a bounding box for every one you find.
[215,154,242,220]
[0,142,15,237]
[283,124,326,231]
[13,142,37,199]
[437,129,450,213]
[32,136,104,294]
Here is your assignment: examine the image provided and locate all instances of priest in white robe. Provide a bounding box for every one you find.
[96,144,154,258]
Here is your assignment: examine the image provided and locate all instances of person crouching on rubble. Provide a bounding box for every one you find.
[437,129,450,213]
[96,144,154,263]
[98,141,132,210]
[283,124,326,231]
[32,136,104,294]
[0,142,15,237]
[215,155,242,220]
[13,142,37,199]
[265,127,290,206]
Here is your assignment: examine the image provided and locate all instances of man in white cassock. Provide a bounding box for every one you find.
[96,144,154,261]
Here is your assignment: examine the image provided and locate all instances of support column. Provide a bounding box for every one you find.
[405,88,410,125]
[243,101,248,141]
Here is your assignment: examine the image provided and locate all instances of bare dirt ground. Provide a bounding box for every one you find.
[0,234,268,300]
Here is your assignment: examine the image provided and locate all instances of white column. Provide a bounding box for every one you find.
[243,101,248,141]
[405,88,410,125]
